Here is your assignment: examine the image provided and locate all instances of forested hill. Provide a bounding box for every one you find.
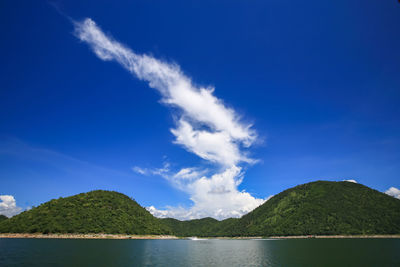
[235,181,400,236]
[0,190,170,235]
[1,181,399,236]
[0,215,7,223]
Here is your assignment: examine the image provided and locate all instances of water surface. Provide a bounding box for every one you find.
[0,238,399,266]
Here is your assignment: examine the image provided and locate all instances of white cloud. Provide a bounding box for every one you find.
[174,167,205,180]
[147,167,266,220]
[343,179,357,183]
[385,187,400,199]
[0,195,23,218]
[146,206,170,218]
[74,18,264,220]
[171,119,254,166]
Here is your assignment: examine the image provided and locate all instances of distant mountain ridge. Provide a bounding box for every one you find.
[161,217,239,237]
[1,181,399,236]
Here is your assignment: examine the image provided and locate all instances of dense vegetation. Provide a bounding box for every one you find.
[0,190,170,235]
[0,215,8,222]
[161,181,400,237]
[161,217,239,237]
[161,217,219,236]
[1,181,399,236]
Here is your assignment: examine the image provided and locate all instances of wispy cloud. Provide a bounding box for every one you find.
[173,167,205,181]
[0,137,129,180]
[132,166,147,175]
[132,162,170,178]
[0,195,22,218]
[74,18,256,167]
[74,18,264,220]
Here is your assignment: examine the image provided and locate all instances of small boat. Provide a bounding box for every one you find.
[188,237,206,240]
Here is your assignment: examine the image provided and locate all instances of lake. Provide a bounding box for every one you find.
[0,238,399,266]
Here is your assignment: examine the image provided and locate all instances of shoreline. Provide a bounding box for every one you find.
[1,233,399,240]
[0,233,178,239]
[211,235,400,239]
[267,235,400,239]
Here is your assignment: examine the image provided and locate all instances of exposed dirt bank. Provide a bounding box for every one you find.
[0,233,178,239]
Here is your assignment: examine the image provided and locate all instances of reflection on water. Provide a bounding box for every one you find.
[140,239,275,266]
[0,238,399,266]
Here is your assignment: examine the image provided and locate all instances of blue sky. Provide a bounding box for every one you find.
[1,0,400,219]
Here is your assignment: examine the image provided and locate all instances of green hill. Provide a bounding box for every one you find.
[236,181,400,236]
[0,190,170,235]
